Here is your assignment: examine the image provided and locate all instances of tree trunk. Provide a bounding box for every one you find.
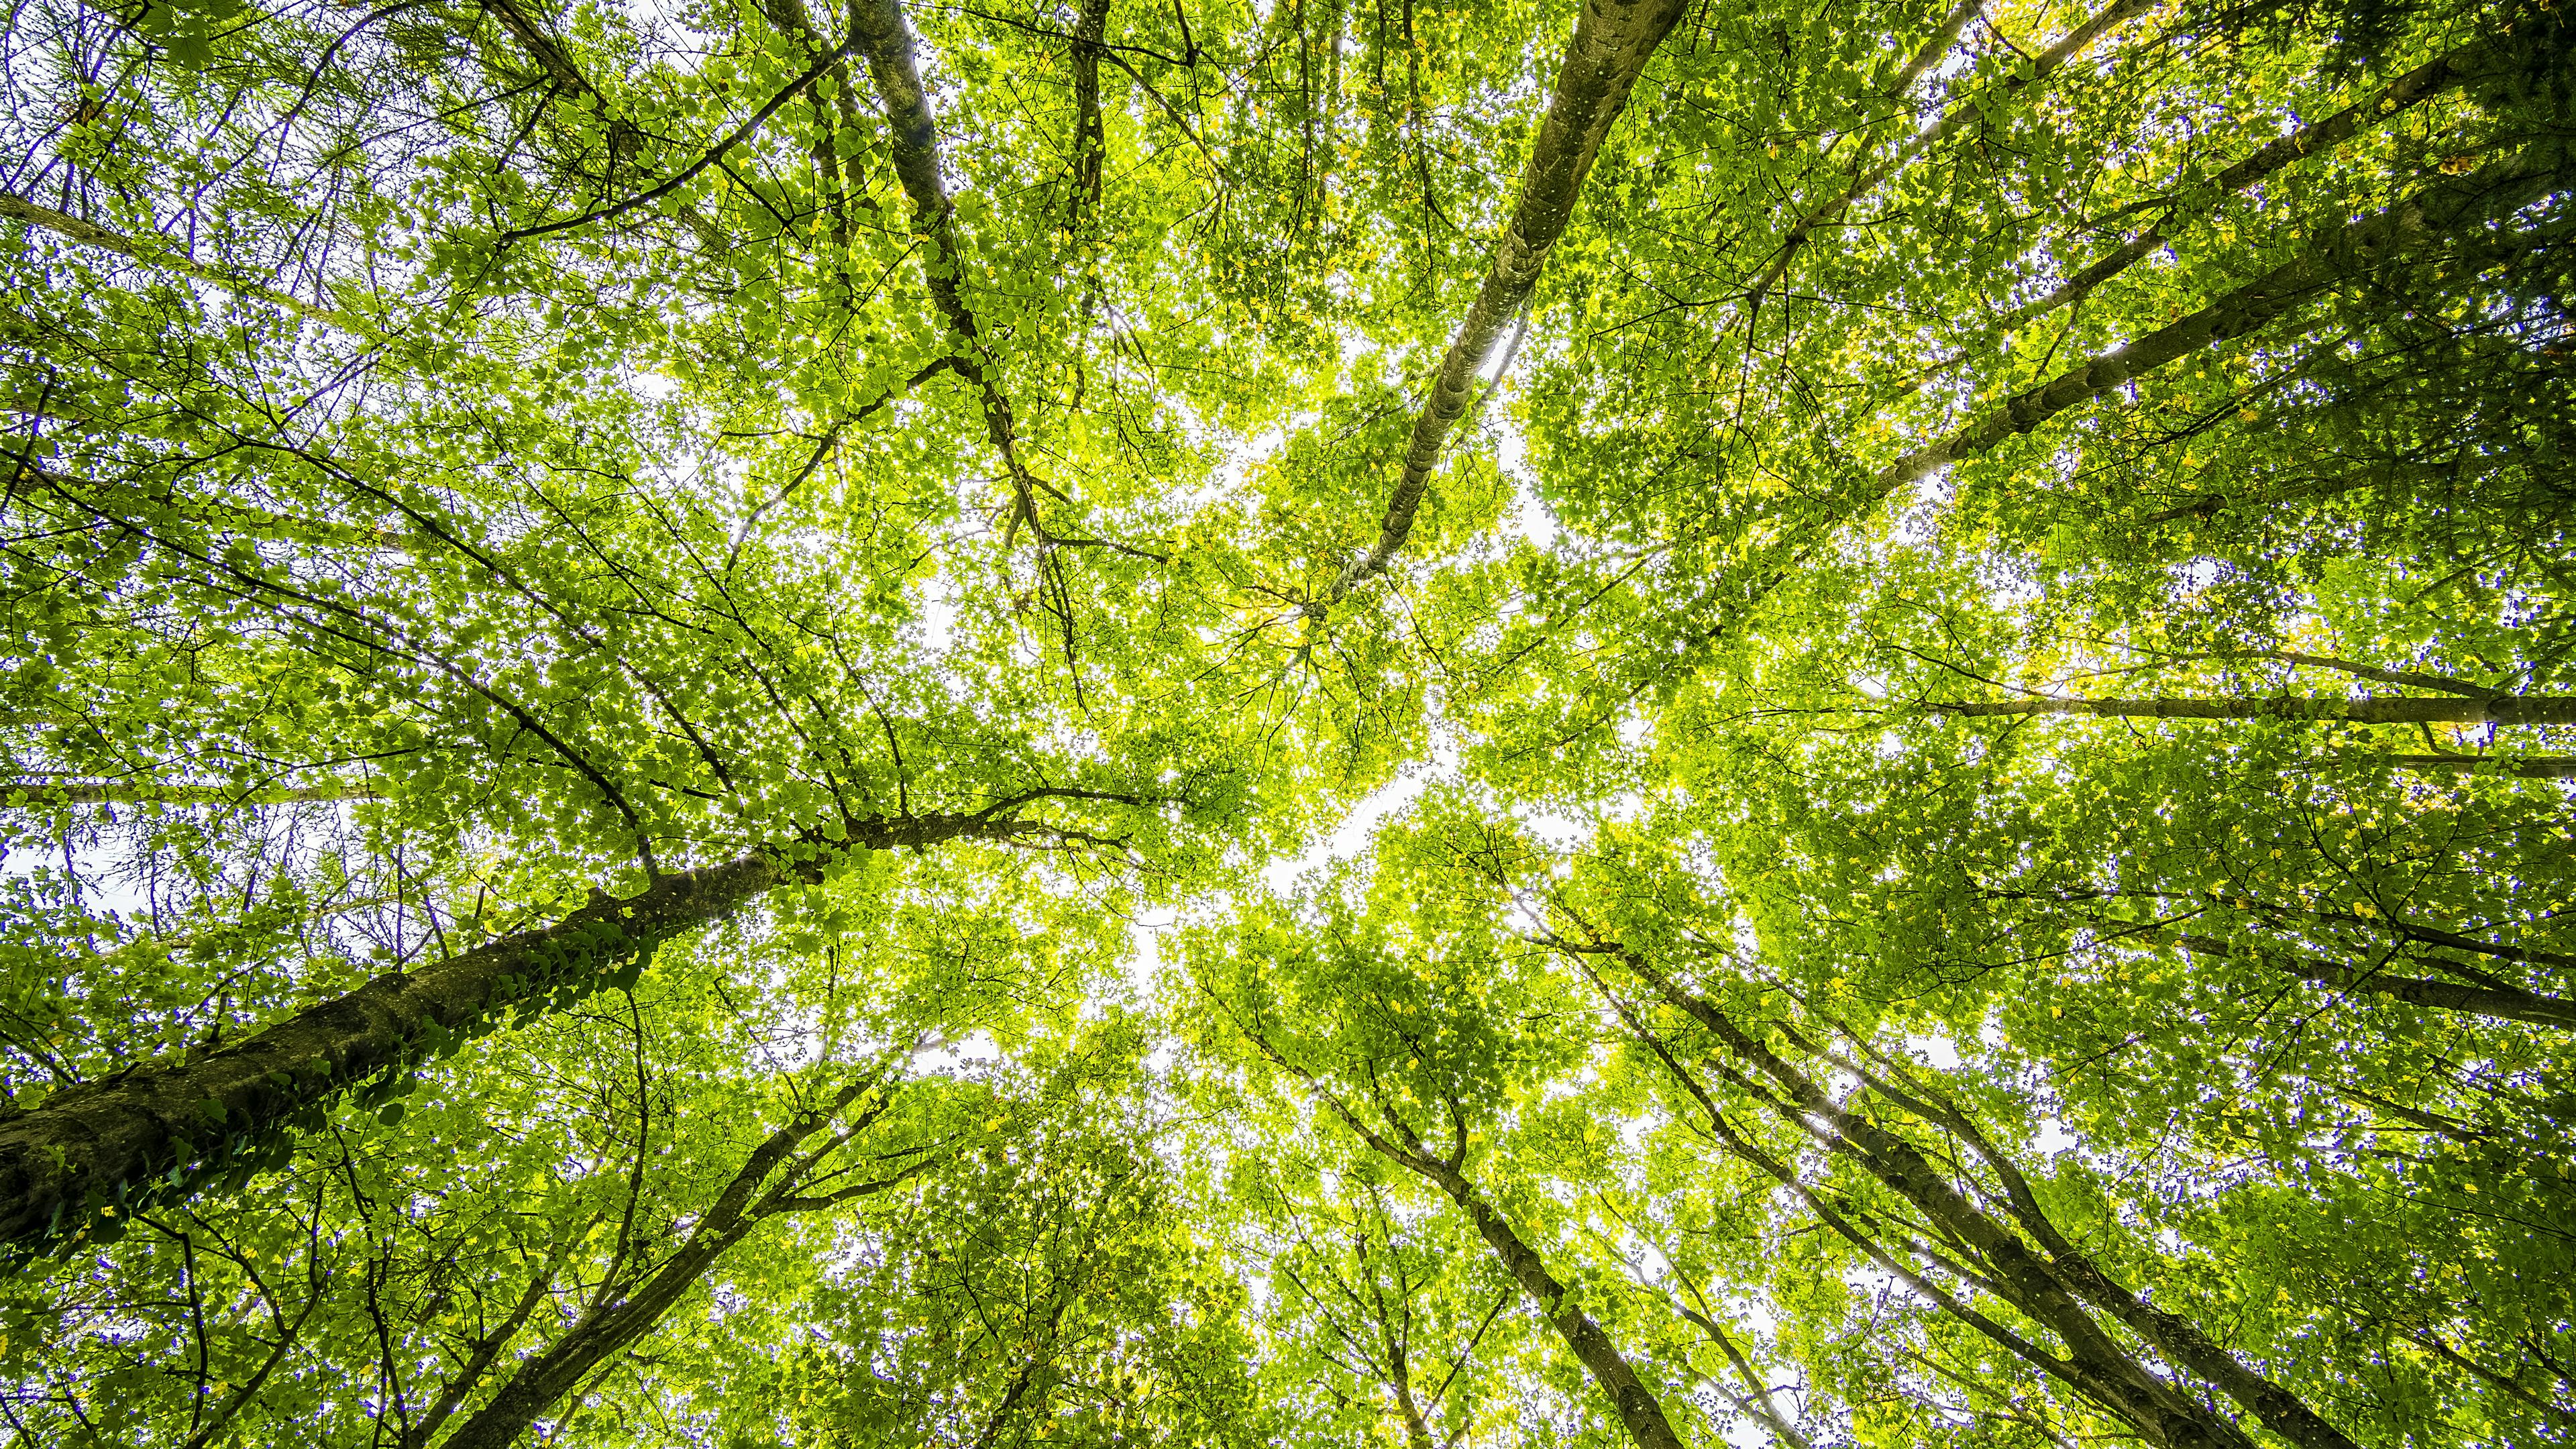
[1992,23,2529,333]
[1931,696,2576,724]
[1611,947,2357,1449]
[1390,1146,1687,1449]
[846,0,1042,519]
[1234,1018,1688,1449]
[0,811,1011,1254]
[1333,0,1686,598]
[432,1079,912,1449]
[1874,148,2573,497]
[2164,934,2576,1030]
[2,780,377,808]
[1065,0,1114,231]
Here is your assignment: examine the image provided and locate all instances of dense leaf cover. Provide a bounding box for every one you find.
[0,0,2569,1441]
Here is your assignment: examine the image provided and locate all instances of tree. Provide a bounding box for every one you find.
[4,0,2570,1440]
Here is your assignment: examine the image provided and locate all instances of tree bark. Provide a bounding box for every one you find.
[1332,0,1686,598]
[1066,0,1115,231]
[1931,695,2576,724]
[1399,1149,1687,1449]
[0,810,1021,1253]
[846,0,1047,525]
[1875,148,2574,498]
[398,1266,557,1449]
[1587,963,2233,1447]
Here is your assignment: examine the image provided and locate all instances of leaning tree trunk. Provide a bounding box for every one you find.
[1931,696,2576,724]
[429,1077,918,1449]
[1614,948,2364,1449]
[2159,934,2576,1030]
[1873,147,2574,498]
[1396,1145,1690,1449]
[0,812,1008,1255]
[1582,959,2242,1448]
[1332,0,1687,599]
[845,0,1045,519]
[1242,1021,1690,1449]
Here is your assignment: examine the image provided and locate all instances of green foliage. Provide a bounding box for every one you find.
[2,0,2569,1441]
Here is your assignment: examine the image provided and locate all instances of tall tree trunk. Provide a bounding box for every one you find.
[0,809,1028,1254]
[1397,1147,1686,1449]
[1589,966,2237,1447]
[2161,934,2576,1030]
[1931,695,2576,724]
[846,0,1048,529]
[1874,148,2574,498]
[1607,947,2365,1449]
[1231,1020,1688,1449]
[1332,0,1686,599]
[1065,0,1115,231]
[2,780,377,808]
[431,1077,920,1449]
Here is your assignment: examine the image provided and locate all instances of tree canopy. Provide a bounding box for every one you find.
[0,0,2569,1442]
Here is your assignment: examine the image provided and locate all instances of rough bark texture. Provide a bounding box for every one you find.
[1332,0,1686,598]
[1877,148,2573,496]
[1933,695,2576,724]
[0,813,1000,1252]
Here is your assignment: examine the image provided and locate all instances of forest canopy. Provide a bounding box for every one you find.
[0,0,2571,1442]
